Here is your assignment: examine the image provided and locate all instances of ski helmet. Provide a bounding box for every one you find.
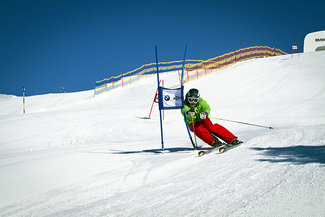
[186,88,200,104]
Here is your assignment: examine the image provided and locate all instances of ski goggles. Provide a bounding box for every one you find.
[188,96,199,103]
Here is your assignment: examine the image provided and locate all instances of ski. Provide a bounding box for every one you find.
[198,142,243,157]
[197,144,225,157]
[218,142,243,154]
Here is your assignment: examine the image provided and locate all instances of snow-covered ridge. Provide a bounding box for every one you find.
[0,52,324,216]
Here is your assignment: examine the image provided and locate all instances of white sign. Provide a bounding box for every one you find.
[292,45,298,50]
[160,87,183,109]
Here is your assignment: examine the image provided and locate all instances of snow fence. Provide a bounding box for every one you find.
[94,46,287,96]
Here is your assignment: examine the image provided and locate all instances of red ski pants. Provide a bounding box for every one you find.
[188,117,237,146]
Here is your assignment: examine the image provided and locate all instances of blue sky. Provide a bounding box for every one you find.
[1,0,324,96]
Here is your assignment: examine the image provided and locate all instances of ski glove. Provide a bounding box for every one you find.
[200,112,208,119]
[186,111,195,117]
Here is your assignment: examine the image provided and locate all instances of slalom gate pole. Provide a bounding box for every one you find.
[180,44,197,149]
[23,87,25,114]
[210,117,274,129]
[155,46,164,149]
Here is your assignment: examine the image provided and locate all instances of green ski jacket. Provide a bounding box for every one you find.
[181,97,210,124]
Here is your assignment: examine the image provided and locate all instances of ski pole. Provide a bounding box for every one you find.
[210,117,274,129]
[191,116,198,148]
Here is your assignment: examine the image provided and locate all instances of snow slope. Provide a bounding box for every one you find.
[0,52,325,217]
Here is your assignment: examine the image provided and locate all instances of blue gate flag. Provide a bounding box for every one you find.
[155,44,196,150]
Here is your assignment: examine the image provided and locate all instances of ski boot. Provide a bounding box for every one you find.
[211,133,223,148]
[212,140,223,148]
[229,138,243,146]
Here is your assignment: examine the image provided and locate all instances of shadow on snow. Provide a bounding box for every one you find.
[252,145,325,166]
[109,147,197,155]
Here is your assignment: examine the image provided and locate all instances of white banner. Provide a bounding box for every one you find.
[160,87,183,109]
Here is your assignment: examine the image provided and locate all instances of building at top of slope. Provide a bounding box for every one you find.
[304,30,325,52]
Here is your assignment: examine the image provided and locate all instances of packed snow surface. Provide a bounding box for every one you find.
[0,52,325,217]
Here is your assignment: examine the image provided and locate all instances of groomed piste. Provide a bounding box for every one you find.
[0,51,324,217]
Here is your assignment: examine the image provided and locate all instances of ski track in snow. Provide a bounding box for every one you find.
[0,52,325,216]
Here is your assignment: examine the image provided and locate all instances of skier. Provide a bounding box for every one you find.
[182,88,242,147]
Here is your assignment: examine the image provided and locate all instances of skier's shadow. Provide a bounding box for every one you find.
[252,145,325,166]
[111,147,195,155]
